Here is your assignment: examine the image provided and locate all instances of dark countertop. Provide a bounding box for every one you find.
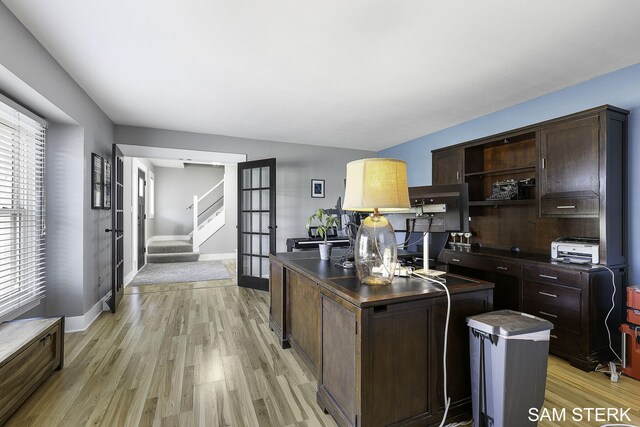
[271,251,494,308]
[442,244,611,272]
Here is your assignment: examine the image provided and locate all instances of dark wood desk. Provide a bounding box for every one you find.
[269,251,493,427]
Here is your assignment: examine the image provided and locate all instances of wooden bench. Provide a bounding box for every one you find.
[0,317,64,425]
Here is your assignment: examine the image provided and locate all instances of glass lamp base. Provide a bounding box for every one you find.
[354,213,398,286]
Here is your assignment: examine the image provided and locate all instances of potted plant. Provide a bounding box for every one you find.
[307,208,339,260]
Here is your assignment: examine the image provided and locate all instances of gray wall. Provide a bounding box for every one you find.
[154,164,224,236]
[45,124,85,316]
[1,3,114,317]
[115,126,376,252]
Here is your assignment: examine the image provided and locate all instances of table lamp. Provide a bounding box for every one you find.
[342,158,411,285]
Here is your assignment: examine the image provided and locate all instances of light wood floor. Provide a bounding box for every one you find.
[7,261,640,426]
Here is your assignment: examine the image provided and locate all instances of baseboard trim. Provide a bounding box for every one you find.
[148,235,191,243]
[199,252,236,261]
[65,291,111,333]
[123,270,136,287]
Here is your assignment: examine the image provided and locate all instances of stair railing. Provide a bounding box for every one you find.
[188,178,225,252]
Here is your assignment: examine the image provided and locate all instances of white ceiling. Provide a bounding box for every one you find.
[4,1,640,151]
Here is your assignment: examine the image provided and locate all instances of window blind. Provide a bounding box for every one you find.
[0,97,46,319]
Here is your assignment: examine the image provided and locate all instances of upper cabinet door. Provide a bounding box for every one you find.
[432,149,463,185]
[539,115,600,199]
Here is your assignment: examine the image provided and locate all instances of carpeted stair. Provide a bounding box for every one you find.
[147,239,200,263]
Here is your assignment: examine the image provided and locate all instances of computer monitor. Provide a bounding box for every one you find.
[409,183,469,233]
[407,183,470,276]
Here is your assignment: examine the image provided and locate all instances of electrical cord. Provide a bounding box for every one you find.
[398,218,418,247]
[592,264,622,363]
[413,271,451,427]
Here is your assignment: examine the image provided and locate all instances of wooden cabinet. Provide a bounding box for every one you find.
[287,270,321,378]
[318,293,359,427]
[433,149,463,185]
[446,251,522,312]
[317,286,493,427]
[0,317,64,425]
[442,247,624,370]
[539,115,600,200]
[268,256,288,348]
[431,105,628,266]
[522,265,587,366]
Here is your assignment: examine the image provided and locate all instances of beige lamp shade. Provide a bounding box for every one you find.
[342,158,411,212]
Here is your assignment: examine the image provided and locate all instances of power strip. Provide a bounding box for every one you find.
[395,265,415,277]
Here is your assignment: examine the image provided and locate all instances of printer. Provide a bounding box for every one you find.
[551,237,599,264]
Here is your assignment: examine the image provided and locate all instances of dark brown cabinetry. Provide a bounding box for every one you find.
[445,251,522,312]
[442,247,624,370]
[521,263,624,370]
[432,105,628,266]
[539,115,600,201]
[433,149,463,185]
[270,253,494,427]
[268,256,288,348]
[287,270,321,377]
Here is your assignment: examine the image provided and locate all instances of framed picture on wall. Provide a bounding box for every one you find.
[311,179,325,198]
[91,153,103,209]
[103,160,111,209]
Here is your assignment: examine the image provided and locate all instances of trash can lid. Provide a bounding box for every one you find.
[466,310,553,337]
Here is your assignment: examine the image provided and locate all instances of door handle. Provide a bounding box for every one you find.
[105,229,123,233]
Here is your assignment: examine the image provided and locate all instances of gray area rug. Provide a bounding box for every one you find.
[129,260,232,286]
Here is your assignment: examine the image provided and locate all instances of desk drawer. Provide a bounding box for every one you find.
[523,299,580,330]
[549,328,580,354]
[523,281,581,312]
[523,265,582,286]
[446,252,519,276]
[549,327,581,354]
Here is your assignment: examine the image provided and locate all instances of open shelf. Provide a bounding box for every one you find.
[465,165,536,178]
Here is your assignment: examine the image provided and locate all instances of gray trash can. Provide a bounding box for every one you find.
[467,310,553,427]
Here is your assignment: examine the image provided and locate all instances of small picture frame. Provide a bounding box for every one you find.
[311,179,325,198]
[103,160,111,210]
[91,153,103,209]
